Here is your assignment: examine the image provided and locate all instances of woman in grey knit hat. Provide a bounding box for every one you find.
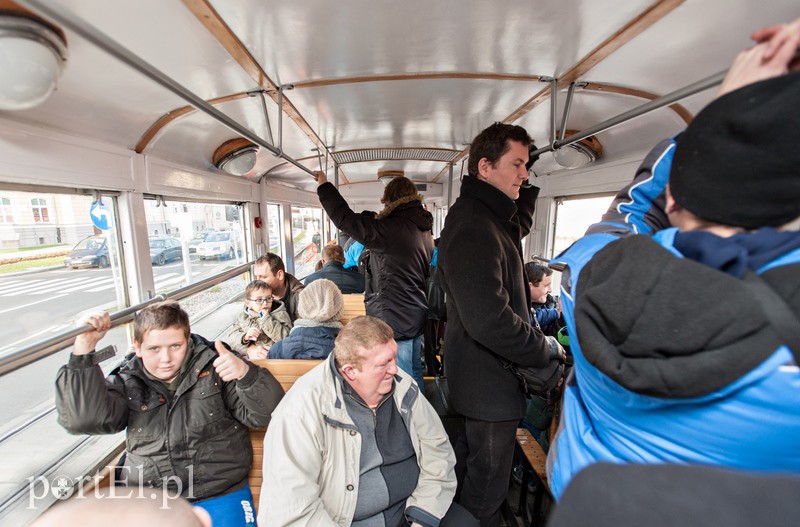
[268,279,344,359]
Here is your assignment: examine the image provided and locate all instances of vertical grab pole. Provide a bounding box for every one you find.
[559,82,579,141]
[258,91,275,146]
[447,164,454,208]
[277,86,284,155]
[334,165,341,243]
[549,78,558,148]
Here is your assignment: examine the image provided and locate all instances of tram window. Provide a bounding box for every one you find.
[0,189,129,520]
[552,194,615,256]
[292,206,323,279]
[266,203,283,258]
[0,189,125,356]
[143,199,247,298]
[326,217,337,245]
[434,205,447,238]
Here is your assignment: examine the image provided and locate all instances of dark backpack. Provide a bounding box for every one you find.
[357,247,370,275]
[426,265,446,321]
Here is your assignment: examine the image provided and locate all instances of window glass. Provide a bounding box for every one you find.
[551,195,615,256]
[265,203,282,258]
[30,198,49,223]
[0,189,125,353]
[291,206,323,279]
[143,199,247,297]
[0,197,12,223]
[0,188,128,519]
[550,194,615,296]
[326,217,337,245]
[433,205,446,238]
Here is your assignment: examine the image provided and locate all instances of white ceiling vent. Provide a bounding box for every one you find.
[332,148,460,164]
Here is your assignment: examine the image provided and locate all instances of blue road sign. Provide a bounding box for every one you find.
[90,201,111,231]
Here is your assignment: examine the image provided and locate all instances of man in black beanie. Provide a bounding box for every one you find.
[547,18,800,499]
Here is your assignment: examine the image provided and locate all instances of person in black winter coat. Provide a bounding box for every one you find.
[314,171,434,393]
[439,123,555,527]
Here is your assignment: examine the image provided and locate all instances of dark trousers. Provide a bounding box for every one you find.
[455,418,518,527]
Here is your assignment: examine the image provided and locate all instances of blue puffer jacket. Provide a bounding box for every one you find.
[268,325,340,360]
[547,138,800,499]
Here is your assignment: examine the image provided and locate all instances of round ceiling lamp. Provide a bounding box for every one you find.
[213,138,259,176]
[377,169,404,187]
[553,132,603,169]
[0,14,68,111]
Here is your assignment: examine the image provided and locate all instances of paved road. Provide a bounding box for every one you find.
[0,257,236,355]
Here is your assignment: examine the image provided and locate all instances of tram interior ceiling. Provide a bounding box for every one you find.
[0,0,798,524]
[5,0,782,194]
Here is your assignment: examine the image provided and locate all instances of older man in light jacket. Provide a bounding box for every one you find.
[259,316,477,527]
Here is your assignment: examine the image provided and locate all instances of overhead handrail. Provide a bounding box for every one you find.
[0,261,254,378]
[530,69,728,158]
[17,0,316,177]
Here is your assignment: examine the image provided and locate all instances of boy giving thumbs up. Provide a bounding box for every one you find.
[56,301,284,527]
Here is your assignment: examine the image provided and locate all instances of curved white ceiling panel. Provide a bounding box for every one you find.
[211,0,654,83]
[288,78,547,154]
[584,0,799,113]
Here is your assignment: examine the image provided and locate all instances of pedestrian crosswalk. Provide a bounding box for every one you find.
[0,269,209,297]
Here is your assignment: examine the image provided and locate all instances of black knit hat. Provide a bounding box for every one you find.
[670,71,800,228]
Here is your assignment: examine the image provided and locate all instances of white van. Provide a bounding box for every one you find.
[196,231,240,260]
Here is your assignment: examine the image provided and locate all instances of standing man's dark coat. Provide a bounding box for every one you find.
[439,175,549,421]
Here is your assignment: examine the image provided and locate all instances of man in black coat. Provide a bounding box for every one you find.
[439,123,553,526]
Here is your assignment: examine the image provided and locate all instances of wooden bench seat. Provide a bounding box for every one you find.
[341,293,366,325]
[515,428,554,527]
[248,358,322,513]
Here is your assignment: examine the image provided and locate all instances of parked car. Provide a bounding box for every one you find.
[149,237,183,265]
[188,230,212,253]
[196,231,240,260]
[64,236,109,270]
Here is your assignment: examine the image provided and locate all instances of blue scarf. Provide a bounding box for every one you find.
[674,228,800,277]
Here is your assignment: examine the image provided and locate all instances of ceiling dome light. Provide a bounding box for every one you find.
[553,132,603,169]
[213,138,259,176]
[377,169,404,187]
[0,15,68,111]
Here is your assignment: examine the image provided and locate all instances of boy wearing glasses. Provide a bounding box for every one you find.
[229,279,293,360]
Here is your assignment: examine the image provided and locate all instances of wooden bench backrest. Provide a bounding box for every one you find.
[340,293,366,326]
[248,359,322,513]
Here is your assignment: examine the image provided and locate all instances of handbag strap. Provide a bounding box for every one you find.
[744,270,800,365]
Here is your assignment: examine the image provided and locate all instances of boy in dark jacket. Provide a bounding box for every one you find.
[55,301,284,527]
